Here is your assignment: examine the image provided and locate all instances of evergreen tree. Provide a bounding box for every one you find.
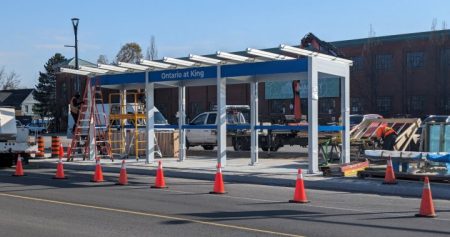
[33,53,66,119]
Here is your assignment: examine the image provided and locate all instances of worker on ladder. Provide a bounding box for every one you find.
[70,92,83,133]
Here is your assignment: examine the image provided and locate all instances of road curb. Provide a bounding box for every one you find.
[30,160,450,200]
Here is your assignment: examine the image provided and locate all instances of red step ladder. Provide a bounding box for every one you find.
[67,77,111,161]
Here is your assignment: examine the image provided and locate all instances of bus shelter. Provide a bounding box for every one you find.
[62,44,352,173]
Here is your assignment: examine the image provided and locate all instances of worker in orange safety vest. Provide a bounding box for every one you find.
[375,125,398,150]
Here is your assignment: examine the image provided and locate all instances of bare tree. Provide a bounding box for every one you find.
[368,24,376,38]
[115,42,143,64]
[97,54,109,64]
[145,35,158,60]
[431,18,437,31]
[0,67,21,90]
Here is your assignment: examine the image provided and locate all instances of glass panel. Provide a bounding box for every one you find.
[206,113,217,124]
[444,125,450,152]
[191,114,207,125]
[428,125,441,152]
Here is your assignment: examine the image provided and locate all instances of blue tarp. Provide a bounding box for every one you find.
[427,153,450,163]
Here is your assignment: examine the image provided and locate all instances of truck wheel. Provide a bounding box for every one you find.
[233,137,250,151]
[0,157,13,167]
[233,142,243,151]
[269,146,280,152]
[261,147,269,152]
[202,145,214,150]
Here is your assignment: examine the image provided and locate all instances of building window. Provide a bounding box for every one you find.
[351,97,364,113]
[443,97,450,114]
[269,99,291,114]
[443,48,450,66]
[408,96,425,114]
[376,54,392,71]
[376,96,392,115]
[407,52,424,69]
[350,56,364,72]
[25,105,29,113]
[319,98,335,114]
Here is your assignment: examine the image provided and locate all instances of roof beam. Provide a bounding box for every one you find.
[98,64,129,72]
[118,62,150,71]
[163,57,198,67]
[79,66,108,74]
[246,48,295,60]
[189,54,222,65]
[216,51,253,62]
[60,67,91,76]
[140,59,174,69]
[279,44,353,65]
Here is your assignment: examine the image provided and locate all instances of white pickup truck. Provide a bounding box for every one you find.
[186,106,249,150]
[0,107,38,166]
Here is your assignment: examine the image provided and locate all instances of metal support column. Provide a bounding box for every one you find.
[308,57,319,173]
[120,88,127,154]
[250,81,259,165]
[178,84,186,161]
[88,80,96,160]
[340,70,351,163]
[145,72,155,163]
[217,65,227,166]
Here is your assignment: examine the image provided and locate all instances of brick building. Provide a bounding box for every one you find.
[335,29,450,118]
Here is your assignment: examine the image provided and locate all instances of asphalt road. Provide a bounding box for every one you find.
[1,166,449,237]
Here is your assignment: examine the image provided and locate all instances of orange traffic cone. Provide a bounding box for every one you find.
[383,156,397,184]
[12,155,25,177]
[116,160,128,185]
[151,160,167,188]
[91,158,104,182]
[59,143,64,158]
[53,158,67,179]
[289,169,310,203]
[415,176,436,218]
[209,163,226,194]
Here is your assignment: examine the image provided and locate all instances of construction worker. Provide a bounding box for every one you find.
[375,125,398,150]
[70,92,82,133]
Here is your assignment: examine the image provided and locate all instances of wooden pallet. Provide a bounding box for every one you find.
[350,118,421,151]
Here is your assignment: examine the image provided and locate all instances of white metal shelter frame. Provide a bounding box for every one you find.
[61,44,352,173]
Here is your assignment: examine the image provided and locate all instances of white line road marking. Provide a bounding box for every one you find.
[0,192,304,237]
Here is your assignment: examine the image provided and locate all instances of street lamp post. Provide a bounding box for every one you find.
[72,18,79,92]
[65,18,80,92]
[72,18,79,70]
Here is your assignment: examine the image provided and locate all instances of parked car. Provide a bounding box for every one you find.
[26,120,50,134]
[185,106,249,150]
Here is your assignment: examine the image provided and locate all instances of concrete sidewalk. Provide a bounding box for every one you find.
[29,155,450,200]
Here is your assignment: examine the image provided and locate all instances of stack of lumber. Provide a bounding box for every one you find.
[321,160,369,177]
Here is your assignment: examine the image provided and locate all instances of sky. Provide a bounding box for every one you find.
[1,0,449,87]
